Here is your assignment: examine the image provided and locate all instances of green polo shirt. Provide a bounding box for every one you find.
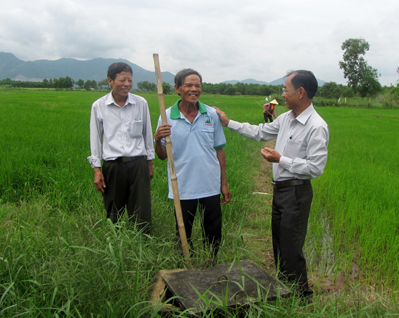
[157,100,226,200]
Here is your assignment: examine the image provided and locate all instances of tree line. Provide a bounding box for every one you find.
[1,38,397,98]
[0,77,103,90]
[0,76,389,100]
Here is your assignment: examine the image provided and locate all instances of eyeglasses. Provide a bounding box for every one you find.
[282,88,297,94]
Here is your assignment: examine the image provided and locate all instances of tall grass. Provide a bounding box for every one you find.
[309,107,399,286]
[1,90,398,316]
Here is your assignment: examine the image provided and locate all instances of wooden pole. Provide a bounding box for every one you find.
[153,54,192,269]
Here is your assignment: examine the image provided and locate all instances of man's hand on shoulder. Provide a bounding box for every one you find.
[212,107,230,127]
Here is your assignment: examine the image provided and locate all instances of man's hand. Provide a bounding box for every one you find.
[261,147,281,163]
[154,123,171,160]
[154,123,172,141]
[212,107,230,127]
[220,185,231,205]
[94,167,106,193]
[147,160,154,180]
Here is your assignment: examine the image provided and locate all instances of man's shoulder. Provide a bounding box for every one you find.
[92,92,111,107]
[128,93,148,104]
[199,103,218,116]
[204,104,216,113]
[310,110,328,128]
[164,106,172,115]
[203,105,223,123]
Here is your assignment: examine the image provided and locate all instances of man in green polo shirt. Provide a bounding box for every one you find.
[154,68,231,257]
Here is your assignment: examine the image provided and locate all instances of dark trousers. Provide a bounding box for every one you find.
[271,183,313,296]
[264,113,273,123]
[175,194,222,256]
[102,157,152,234]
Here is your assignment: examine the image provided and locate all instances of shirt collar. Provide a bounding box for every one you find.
[105,92,134,107]
[292,103,315,125]
[170,99,207,119]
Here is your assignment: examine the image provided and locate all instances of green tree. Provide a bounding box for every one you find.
[223,84,235,95]
[257,85,273,96]
[162,82,173,94]
[137,81,156,92]
[53,76,73,89]
[63,76,73,89]
[358,71,382,97]
[84,80,98,90]
[97,79,109,89]
[75,79,84,89]
[339,38,380,96]
[233,82,246,95]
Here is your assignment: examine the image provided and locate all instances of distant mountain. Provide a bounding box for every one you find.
[0,52,175,89]
[223,76,326,86]
[268,76,326,86]
[222,78,269,85]
[0,52,327,88]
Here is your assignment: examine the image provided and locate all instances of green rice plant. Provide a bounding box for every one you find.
[307,107,399,291]
[1,90,399,316]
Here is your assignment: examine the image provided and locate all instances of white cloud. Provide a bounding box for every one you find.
[0,0,398,85]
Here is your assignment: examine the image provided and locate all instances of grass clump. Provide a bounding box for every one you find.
[1,90,399,316]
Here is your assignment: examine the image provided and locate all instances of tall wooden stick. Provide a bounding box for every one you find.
[153,54,191,269]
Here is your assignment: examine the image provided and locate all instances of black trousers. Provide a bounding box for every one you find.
[175,194,222,256]
[264,113,273,123]
[271,182,313,296]
[102,157,152,234]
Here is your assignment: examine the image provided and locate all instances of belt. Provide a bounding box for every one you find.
[113,156,146,163]
[272,179,310,189]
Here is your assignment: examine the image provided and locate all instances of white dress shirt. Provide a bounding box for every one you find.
[87,92,155,168]
[227,104,329,181]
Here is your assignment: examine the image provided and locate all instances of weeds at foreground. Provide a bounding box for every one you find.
[1,91,399,316]
[1,198,399,317]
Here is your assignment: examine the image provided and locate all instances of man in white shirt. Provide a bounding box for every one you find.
[214,70,329,304]
[87,63,155,234]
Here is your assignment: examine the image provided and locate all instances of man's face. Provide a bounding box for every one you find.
[282,74,300,110]
[175,74,202,104]
[108,71,133,100]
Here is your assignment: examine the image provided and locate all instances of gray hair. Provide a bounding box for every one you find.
[107,62,133,80]
[286,70,318,99]
[174,68,202,89]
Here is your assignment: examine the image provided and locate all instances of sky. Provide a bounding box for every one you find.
[0,0,398,86]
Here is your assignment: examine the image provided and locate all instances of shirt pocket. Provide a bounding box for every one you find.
[129,120,143,138]
[199,128,215,148]
[284,139,304,158]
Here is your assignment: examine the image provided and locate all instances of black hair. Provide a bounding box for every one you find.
[174,68,202,89]
[107,62,133,80]
[286,70,318,99]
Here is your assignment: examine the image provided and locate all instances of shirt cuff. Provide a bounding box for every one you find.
[146,149,155,160]
[87,155,101,168]
[227,120,241,130]
[279,155,292,169]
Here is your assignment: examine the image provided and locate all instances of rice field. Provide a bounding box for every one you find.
[0,89,398,317]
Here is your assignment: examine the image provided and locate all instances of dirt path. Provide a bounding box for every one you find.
[242,140,276,274]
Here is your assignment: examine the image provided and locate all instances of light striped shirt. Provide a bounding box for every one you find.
[87,92,155,168]
[227,104,329,181]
